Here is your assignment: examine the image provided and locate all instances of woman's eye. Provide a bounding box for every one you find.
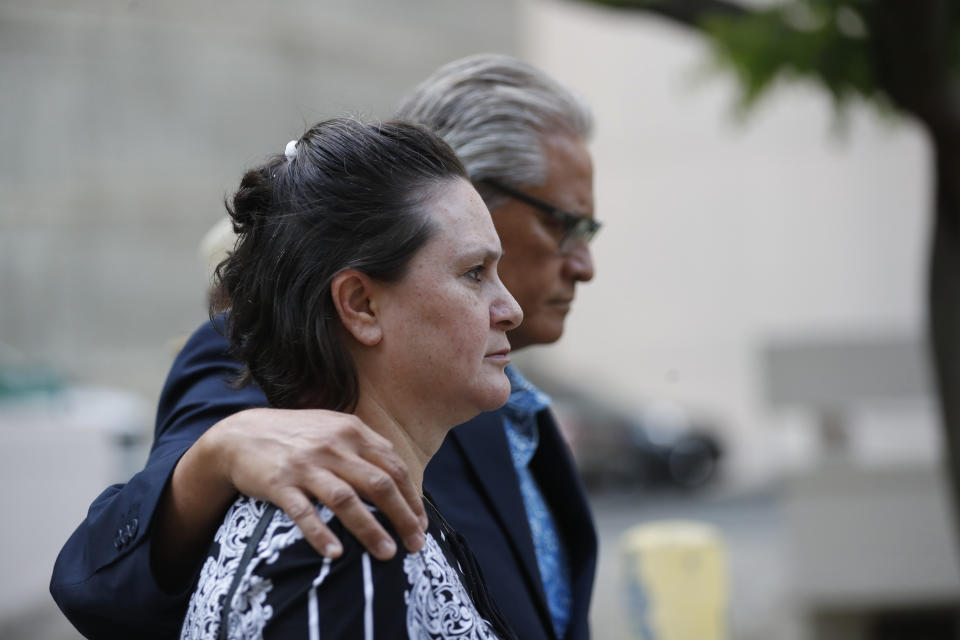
[464,266,484,282]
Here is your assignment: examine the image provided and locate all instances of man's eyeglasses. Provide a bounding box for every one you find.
[481,179,601,253]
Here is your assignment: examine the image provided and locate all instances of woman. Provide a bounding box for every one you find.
[179,118,522,639]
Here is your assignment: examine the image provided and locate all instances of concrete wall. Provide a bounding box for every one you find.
[1,0,518,399]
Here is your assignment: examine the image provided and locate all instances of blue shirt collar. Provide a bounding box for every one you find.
[501,366,552,468]
[504,366,551,416]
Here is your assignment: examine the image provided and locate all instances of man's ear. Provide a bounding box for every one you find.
[331,270,383,346]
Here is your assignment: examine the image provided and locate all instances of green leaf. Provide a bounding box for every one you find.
[700,1,879,113]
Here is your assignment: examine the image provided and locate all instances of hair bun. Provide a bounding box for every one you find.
[228,164,276,232]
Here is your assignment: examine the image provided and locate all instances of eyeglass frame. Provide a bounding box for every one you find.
[480,179,601,253]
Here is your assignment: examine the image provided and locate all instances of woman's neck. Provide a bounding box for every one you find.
[351,389,450,496]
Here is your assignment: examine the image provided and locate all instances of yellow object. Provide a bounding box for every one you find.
[619,520,728,640]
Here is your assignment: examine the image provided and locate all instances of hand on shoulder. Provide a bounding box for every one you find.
[203,407,428,560]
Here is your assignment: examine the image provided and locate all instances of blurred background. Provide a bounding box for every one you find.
[2,0,955,638]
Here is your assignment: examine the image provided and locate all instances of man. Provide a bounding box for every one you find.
[52,54,599,640]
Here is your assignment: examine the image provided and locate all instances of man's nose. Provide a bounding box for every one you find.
[562,241,595,282]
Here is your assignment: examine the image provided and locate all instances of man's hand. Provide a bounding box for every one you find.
[153,408,427,591]
[211,408,427,559]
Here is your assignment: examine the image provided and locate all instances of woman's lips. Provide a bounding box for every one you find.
[484,347,511,364]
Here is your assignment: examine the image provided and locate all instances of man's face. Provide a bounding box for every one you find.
[491,133,595,350]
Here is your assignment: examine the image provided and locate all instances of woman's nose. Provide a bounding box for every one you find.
[491,283,523,331]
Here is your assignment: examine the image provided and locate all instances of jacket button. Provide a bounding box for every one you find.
[114,530,125,550]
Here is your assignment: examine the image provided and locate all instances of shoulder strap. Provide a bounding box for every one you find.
[217,503,279,640]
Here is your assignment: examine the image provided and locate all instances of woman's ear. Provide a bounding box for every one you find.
[331,271,383,346]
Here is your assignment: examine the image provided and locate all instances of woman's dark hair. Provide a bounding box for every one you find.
[212,118,467,411]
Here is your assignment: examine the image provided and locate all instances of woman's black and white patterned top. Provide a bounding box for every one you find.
[180,494,512,639]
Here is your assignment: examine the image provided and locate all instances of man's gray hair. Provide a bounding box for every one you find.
[394,53,593,209]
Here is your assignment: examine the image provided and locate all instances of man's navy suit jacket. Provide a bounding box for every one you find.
[51,319,597,639]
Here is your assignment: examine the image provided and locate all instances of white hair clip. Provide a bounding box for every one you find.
[284,139,298,160]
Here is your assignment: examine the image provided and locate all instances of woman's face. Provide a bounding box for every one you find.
[374,178,523,423]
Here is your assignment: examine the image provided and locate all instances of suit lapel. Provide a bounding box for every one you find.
[531,410,598,639]
[448,412,554,633]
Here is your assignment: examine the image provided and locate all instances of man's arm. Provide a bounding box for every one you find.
[51,318,426,638]
[152,406,428,589]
